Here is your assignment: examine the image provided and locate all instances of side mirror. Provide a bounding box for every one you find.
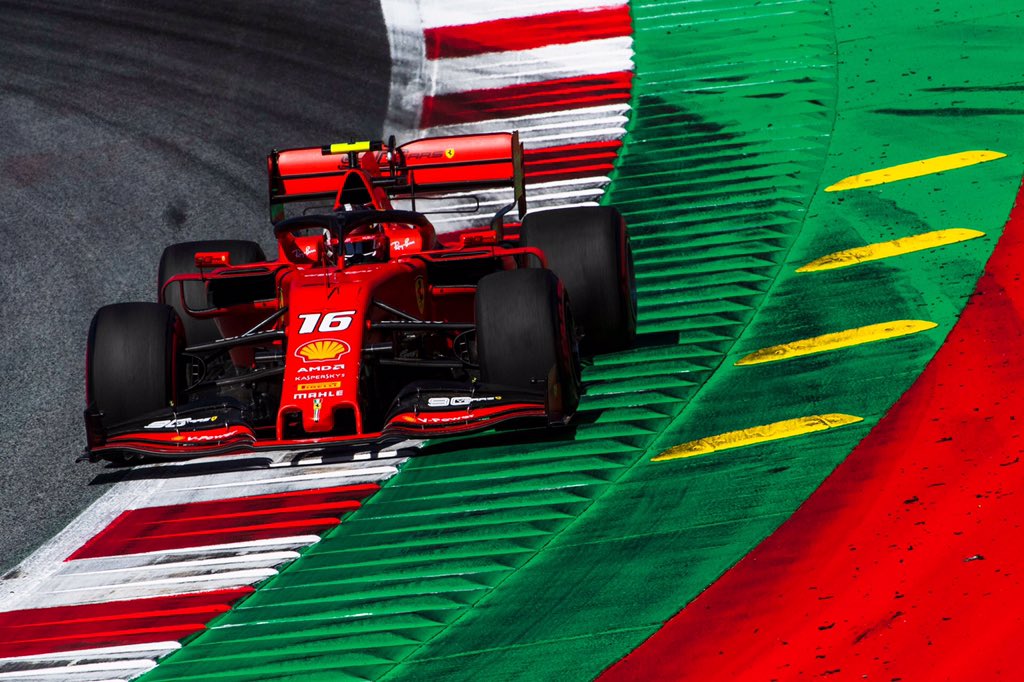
[194,251,231,268]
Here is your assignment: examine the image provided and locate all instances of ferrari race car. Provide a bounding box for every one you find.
[83,131,636,462]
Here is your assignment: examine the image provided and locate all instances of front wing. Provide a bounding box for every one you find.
[83,383,556,463]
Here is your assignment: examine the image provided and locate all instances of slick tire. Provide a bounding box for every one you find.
[87,302,183,428]
[476,269,580,417]
[521,206,637,354]
[159,240,266,345]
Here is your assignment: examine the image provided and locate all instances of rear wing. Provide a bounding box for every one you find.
[267,131,526,224]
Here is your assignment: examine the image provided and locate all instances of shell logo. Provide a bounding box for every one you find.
[294,338,350,363]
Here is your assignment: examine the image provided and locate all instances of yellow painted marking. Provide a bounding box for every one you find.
[797,228,985,272]
[825,150,1006,192]
[735,320,937,366]
[653,413,863,461]
[328,141,371,154]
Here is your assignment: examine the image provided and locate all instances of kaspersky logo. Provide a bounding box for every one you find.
[294,339,350,363]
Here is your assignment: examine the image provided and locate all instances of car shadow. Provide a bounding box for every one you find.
[87,455,282,486]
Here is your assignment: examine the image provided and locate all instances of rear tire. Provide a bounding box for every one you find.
[521,206,636,354]
[476,269,579,418]
[87,302,182,428]
[159,240,266,345]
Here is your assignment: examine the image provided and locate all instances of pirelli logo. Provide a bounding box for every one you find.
[297,381,342,391]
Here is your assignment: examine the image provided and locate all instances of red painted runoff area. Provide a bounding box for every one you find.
[424,6,631,59]
[602,185,1024,680]
[0,587,252,658]
[68,484,378,560]
[420,72,633,128]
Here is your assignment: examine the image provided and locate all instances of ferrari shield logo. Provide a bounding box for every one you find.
[415,276,426,315]
[445,148,455,160]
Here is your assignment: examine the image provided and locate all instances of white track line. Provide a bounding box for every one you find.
[425,103,631,139]
[29,570,277,609]
[59,551,302,577]
[426,38,633,96]
[50,568,278,594]
[6,538,322,612]
[169,465,399,492]
[95,535,323,558]
[44,555,297,595]
[0,659,158,681]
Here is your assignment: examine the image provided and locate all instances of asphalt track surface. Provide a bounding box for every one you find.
[0,0,390,574]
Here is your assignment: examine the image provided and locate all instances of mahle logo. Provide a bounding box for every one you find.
[295,339,350,363]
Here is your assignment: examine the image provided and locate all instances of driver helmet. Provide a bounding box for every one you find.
[344,229,389,265]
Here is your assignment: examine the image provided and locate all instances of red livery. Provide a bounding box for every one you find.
[84,132,636,462]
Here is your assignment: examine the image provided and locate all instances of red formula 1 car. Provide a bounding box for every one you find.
[83,132,636,462]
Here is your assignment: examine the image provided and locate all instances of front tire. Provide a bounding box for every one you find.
[476,269,580,419]
[86,302,182,428]
[521,206,637,354]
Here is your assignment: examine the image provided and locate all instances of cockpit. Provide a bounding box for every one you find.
[275,210,437,268]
